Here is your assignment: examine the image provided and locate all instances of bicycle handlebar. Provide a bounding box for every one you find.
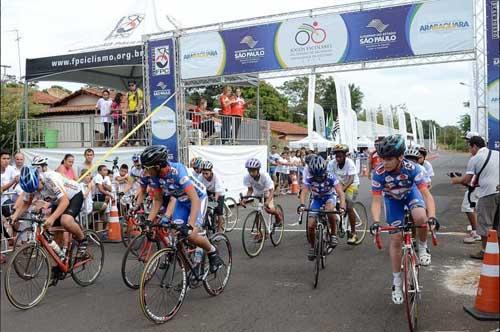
[299,208,342,214]
[372,221,438,250]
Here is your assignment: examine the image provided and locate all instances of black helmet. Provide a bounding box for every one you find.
[140,145,168,168]
[376,134,406,158]
[308,156,327,177]
[304,153,317,166]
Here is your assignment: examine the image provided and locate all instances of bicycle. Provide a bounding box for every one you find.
[119,194,143,248]
[240,195,284,258]
[371,218,438,332]
[4,212,104,309]
[336,201,369,245]
[204,201,221,236]
[139,221,232,323]
[298,208,342,288]
[222,194,239,232]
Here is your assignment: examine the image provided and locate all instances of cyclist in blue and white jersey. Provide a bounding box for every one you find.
[369,135,438,305]
[298,156,346,260]
[199,160,225,232]
[138,146,223,273]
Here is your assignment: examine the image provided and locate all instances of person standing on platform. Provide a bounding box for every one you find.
[219,86,233,144]
[125,80,144,146]
[95,90,113,147]
[231,88,247,142]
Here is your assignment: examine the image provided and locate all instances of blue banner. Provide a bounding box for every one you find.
[147,38,178,161]
[486,0,499,150]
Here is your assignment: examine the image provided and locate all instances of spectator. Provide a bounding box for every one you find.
[77,148,95,177]
[95,90,113,147]
[219,86,233,144]
[56,154,77,180]
[1,151,17,262]
[125,80,144,145]
[13,152,24,173]
[458,136,500,259]
[193,97,216,139]
[93,165,113,231]
[231,88,247,140]
[268,145,281,188]
[79,169,94,229]
[114,164,132,194]
[111,92,124,144]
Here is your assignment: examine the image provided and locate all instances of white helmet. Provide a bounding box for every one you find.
[31,155,48,166]
[404,146,421,159]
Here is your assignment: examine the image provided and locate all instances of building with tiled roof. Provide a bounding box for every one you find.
[269,120,307,142]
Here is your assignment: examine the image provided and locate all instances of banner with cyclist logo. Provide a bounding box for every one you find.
[179,0,473,79]
[147,38,178,161]
[486,0,499,150]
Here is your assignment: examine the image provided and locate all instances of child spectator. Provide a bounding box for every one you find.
[93,165,112,231]
[111,92,124,144]
[79,169,94,229]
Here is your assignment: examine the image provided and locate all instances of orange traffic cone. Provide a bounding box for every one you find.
[464,230,500,321]
[106,200,122,242]
[290,174,299,194]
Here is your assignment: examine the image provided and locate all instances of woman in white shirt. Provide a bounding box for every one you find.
[95,90,113,147]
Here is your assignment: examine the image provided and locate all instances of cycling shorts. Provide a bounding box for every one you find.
[310,194,337,214]
[53,191,84,226]
[345,185,358,209]
[384,186,425,226]
[171,196,207,228]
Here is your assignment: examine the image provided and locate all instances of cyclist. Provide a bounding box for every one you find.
[199,160,225,232]
[418,146,434,187]
[138,146,223,273]
[189,157,203,177]
[11,166,88,256]
[240,158,283,231]
[298,156,346,260]
[368,136,384,179]
[404,145,432,187]
[369,135,437,305]
[328,144,359,245]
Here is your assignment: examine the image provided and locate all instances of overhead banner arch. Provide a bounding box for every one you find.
[179,0,474,79]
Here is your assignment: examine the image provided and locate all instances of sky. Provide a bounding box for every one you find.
[1,0,473,126]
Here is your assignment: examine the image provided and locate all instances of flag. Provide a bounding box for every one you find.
[331,118,340,141]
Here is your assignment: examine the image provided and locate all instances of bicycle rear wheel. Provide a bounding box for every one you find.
[313,223,323,289]
[351,202,368,245]
[270,204,284,246]
[4,244,51,309]
[242,211,265,258]
[223,197,239,232]
[121,234,161,289]
[403,250,420,332]
[139,248,186,324]
[71,230,104,287]
[203,233,232,296]
[121,217,142,248]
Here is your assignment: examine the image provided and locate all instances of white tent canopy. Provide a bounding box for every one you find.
[357,136,375,149]
[289,131,335,151]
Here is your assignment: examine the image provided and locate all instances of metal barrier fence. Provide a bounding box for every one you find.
[17,114,150,149]
[186,111,270,145]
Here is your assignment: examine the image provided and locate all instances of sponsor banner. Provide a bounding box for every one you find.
[397,107,407,142]
[410,113,418,143]
[26,45,143,80]
[147,38,178,161]
[314,103,326,137]
[486,0,500,149]
[178,0,474,79]
[335,78,353,147]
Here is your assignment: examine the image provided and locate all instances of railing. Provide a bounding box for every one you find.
[186,111,270,145]
[17,114,150,149]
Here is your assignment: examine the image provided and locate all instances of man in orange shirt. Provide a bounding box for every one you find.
[231,88,246,142]
[219,86,233,144]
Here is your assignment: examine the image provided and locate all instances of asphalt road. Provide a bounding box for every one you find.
[1,151,499,332]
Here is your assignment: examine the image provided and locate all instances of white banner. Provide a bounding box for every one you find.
[410,113,418,143]
[314,103,326,137]
[382,107,394,135]
[397,107,407,143]
[180,31,225,80]
[350,109,358,152]
[417,119,425,146]
[188,145,268,201]
[21,147,144,177]
[334,78,353,147]
[433,125,437,150]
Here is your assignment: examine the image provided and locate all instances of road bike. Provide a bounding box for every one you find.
[139,222,232,323]
[299,208,342,288]
[222,194,239,232]
[4,212,104,309]
[119,192,143,248]
[337,201,369,245]
[371,217,438,332]
[240,195,284,258]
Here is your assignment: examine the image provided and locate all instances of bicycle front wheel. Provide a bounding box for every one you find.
[121,234,160,289]
[71,230,104,287]
[403,250,420,332]
[13,227,35,249]
[313,224,323,289]
[139,248,187,324]
[203,233,232,296]
[242,211,265,258]
[351,202,369,244]
[223,197,239,232]
[270,204,284,247]
[4,244,51,309]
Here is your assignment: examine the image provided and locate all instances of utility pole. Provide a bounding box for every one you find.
[8,29,22,82]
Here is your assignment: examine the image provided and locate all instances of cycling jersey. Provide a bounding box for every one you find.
[198,172,224,195]
[243,171,274,197]
[303,173,339,198]
[327,158,360,186]
[25,171,82,202]
[371,159,427,200]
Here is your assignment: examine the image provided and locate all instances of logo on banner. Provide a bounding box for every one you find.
[360,18,397,50]
[419,20,470,33]
[153,81,172,97]
[153,46,170,76]
[294,22,327,46]
[234,35,265,65]
[105,14,144,40]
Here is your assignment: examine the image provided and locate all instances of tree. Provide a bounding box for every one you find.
[458,113,470,134]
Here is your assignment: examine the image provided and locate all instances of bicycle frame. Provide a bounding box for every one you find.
[242,196,273,235]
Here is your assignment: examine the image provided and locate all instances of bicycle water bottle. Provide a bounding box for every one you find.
[193,247,204,265]
[44,233,64,259]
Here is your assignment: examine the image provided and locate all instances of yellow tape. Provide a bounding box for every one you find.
[77,92,177,183]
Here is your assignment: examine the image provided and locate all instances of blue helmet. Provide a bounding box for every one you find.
[132,154,140,163]
[308,156,327,177]
[191,157,203,169]
[376,134,406,158]
[245,158,261,169]
[20,166,40,193]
